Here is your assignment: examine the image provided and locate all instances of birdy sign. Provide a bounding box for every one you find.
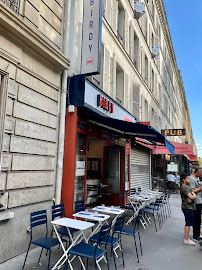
[81,0,102,75]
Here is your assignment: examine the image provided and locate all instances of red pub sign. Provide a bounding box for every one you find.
[97,94,114,113]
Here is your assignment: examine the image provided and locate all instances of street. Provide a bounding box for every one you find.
[0,194,201,270]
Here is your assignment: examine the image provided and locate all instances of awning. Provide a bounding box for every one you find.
[188,154,197,162]
[82,111,175,155]
[152,141,193,155]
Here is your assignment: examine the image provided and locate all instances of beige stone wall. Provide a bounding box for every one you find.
[0,0,69,261]
[0,33,61,209]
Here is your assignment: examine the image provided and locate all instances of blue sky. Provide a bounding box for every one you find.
[165,0,202,157]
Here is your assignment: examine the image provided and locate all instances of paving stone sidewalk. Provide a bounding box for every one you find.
[0,194,201,270]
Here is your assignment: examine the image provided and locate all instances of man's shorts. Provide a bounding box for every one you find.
[182,208,195,226]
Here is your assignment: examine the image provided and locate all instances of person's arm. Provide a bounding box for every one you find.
[187,192,197,201]
[190,178,202,194]
[192,186,202,194]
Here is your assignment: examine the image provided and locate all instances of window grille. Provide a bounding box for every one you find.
[1,0,20,15]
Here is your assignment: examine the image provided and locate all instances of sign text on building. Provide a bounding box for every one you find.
[81,0,102,75]
[161,129,186,136]
[97,94,114,113]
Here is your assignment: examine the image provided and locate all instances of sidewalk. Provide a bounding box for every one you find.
[0,194,201,270]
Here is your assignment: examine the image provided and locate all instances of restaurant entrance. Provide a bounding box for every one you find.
[74,119,128,209]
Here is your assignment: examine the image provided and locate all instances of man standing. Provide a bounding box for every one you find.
[189,167,202,242]
[166,172,177,192]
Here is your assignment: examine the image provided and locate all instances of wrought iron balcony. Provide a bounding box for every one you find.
[1,0,20,15]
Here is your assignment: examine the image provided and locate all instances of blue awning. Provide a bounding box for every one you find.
[83,112,175,155]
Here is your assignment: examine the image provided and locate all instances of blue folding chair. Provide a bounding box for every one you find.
[90,215,125,270]
[119,192,134,211]
[68,224,111,270]
[115,213,143,263]
[22,210,59,270]
[74,200,85,213]
[142,199,161,232]
[52,204,77,246]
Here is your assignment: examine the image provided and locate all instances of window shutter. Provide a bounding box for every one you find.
[105,0,111,24]
[112,0,117,33]
[132,83,140,118]
[103,47,110,93]
[124,10,129,53]
[142,50,145,79]
[124,73,129,109]
[129,24,134,60]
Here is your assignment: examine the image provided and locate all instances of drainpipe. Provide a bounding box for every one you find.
[55,0,71,205]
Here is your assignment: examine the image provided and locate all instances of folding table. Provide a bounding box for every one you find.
[51,217,94,270]
[92,206,125,226]
[73,211,110,240]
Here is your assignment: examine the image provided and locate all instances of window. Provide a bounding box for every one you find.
[116,64,124,105]
[0,72,8,171]
[117,1,125,45]
[133,31,139,69]
[144,99,148,121]
[145,55,148,82]
[151,69,154,92]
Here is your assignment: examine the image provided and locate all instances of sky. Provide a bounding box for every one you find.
[164,0,202,157]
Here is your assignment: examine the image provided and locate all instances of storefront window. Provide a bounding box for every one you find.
[74,133,86,202]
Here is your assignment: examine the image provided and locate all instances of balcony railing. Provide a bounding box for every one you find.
[1,0,20,15]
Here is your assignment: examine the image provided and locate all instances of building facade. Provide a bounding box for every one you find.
[0,0,196,263]
[0,0,70,262]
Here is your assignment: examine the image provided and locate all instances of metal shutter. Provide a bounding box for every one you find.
[130,148,151,190]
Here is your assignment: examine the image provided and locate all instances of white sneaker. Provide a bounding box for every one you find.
[183,239,196,246]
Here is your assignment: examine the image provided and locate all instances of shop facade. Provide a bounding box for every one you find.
[62,75,174,217]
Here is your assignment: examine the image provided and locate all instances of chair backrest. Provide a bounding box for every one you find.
[131,188,136,195]
[113,215,125,235]
[137,187,142,192]
[87,185,98,192]
[97,223,111,246]
[30,210,48,239]
[52,204,65,220]
[74,200,85,213]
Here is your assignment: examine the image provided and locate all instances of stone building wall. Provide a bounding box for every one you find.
[0,0,69,262]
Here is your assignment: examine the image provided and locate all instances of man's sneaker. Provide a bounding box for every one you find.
[183,239,196,246]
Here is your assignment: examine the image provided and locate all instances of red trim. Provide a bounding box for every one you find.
[61,109,78,217]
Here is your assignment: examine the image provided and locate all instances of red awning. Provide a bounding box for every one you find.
[188,154,197,162]
[152,141,193,155]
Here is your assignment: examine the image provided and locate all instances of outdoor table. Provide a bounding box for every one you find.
[73,211,110,240]
[51,217,94,270]
[92,206,125,226]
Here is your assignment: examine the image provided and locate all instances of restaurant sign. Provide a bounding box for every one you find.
[81,0,102,75]
[97,94,114,113]
[161,129,186,136]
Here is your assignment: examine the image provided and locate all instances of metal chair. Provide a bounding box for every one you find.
[115,213,143,263]
[52,204,77,244]
[119,192,134,211]
[141,199,161,232]
[68,224,111,270]
[74,200,85,213]
[90,215,125,270]
[22,210,59,270]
